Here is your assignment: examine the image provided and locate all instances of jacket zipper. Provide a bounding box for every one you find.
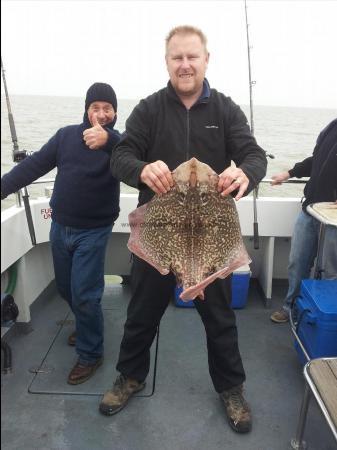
[186,109,190,160]
[185,99,207,161]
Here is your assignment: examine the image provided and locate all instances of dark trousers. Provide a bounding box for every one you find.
[116,256,246,393]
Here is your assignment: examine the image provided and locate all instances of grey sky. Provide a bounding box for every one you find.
[1,0,337,108]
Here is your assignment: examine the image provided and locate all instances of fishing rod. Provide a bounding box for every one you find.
[244,0,262,250]
[1,58,36,246]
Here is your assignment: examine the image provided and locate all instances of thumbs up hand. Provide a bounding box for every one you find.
[83,113,108,150]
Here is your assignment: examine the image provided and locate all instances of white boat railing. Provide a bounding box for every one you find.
[10,176,308,207]
[27,177,309,185]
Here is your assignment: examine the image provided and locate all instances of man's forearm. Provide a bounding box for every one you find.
[110,146,147,188]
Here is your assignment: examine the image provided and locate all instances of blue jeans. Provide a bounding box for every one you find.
[283,210,337,311]
[50,221,112,365]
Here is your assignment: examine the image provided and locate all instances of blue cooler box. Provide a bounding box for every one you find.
[294,279,337,364]
[231,265,251,309]
[174,265,251,309]
[174,287,195,308]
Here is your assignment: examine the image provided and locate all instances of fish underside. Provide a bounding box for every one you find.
[128,158,251,301]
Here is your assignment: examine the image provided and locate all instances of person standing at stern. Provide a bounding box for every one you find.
[270,119,337,323]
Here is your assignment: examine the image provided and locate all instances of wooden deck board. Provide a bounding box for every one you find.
[308,358,337,429]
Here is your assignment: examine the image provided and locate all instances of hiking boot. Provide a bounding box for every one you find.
[68,331,76,346]
[270,309,289,323]
[67,357,103,385]
[220,384,252,433]
[99,374,146,416]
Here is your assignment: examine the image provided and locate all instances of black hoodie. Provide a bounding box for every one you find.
[288,118,337,211]
[111,80,267,207]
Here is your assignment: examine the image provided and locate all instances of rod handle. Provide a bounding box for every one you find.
[22,188,37,246]
[253,222,259,249]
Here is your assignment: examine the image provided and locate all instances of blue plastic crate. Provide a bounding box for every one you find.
[294,279,337,364]
[174,265,251,309]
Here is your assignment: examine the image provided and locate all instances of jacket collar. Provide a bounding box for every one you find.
[199,78,211,102]
[167,78,211,105]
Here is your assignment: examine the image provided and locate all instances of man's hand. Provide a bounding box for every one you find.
[140,160,174,194]
[217,166,249,201]
[270,171,290,186]
[83,114,108,150]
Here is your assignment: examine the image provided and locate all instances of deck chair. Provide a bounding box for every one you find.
[291,357,337,449]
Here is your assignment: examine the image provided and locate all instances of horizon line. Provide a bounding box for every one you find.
[0,93,336,112]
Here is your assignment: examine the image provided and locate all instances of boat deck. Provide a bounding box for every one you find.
[1,279,336,450]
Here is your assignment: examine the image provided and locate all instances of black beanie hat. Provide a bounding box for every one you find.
[85,82,117,112]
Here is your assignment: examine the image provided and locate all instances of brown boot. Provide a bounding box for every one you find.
[99,374,146,416]
[220,384,252,433]
[67,358,103,385]
[270,309,289,323]
[67,331,76,346]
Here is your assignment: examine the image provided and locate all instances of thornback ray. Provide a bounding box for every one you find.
[128,158,251,301]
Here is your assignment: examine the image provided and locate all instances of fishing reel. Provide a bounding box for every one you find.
[1,294,19,326]
[13,149,33,163]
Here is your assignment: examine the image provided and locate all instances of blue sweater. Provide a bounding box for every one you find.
[1,117,121,228]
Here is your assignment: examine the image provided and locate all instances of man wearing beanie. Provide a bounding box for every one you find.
[1,82,120,384]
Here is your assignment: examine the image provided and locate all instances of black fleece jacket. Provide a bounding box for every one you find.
[110,80,267,206]
[1,116,120,228]
[288,118,337,211]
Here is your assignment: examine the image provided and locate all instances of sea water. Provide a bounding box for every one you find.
[1,94,336,211]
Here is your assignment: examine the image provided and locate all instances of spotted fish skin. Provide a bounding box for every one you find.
[128,158,251,300]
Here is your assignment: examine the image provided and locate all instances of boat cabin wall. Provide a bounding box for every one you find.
[1,194,302,323]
